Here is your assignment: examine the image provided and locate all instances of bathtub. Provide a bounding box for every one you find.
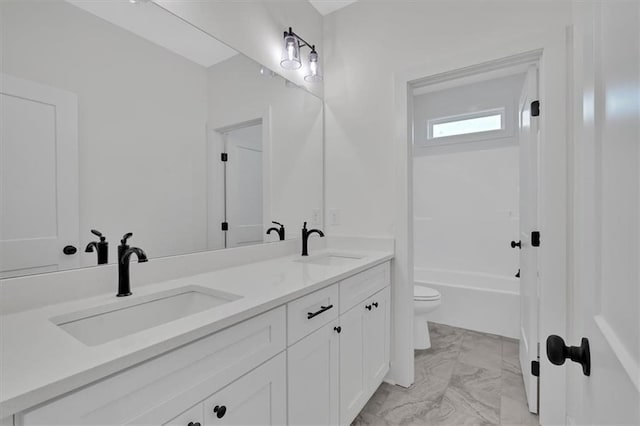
[414,268,520,339]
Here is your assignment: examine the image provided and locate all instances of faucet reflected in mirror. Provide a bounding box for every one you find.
[117,233,147,297]
[301,222,324,256]
[266,221,286,241]
[84,229,109,265]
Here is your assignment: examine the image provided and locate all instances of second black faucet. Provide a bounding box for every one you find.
[117,232,147,297]
[301,222,324,256]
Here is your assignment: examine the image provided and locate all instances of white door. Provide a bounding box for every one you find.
[0,74,79,278]
[364,286,391,391]
[288,320,340,426]
[517,65,540,414]
[203,353,286,426]
[566,2,640,424]
[339,303,367,425]
[224,123,263,248]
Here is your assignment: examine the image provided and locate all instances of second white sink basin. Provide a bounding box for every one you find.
[51,286,241,346]
[295,253,364,266]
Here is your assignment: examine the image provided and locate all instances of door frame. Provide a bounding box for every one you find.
[207,108,272,250]
[392,29,571,425]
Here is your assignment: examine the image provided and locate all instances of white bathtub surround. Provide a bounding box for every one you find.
[0,238,392,417]
[415,268,519,339]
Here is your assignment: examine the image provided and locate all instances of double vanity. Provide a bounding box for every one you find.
[0,247,393,425]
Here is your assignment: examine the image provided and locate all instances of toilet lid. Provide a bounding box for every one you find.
[414,286,441,301]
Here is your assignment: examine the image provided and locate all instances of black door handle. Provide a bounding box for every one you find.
[63,245,77,255]
[511,240,522,249]
[546,335,591,376]
[213,405,227,418]
[307,304,333,319]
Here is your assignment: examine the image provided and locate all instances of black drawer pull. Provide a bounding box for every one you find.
[307,304,334,319]
[213,405,227,418]
[372,302,379,308]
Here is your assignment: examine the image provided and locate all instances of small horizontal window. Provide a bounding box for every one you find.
[427,108,505,140]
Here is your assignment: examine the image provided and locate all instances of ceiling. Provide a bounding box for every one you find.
[66,0,238,68]
[309,0,357,16]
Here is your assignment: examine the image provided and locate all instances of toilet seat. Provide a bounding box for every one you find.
[414,286,440,301]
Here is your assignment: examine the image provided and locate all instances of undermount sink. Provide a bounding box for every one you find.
[51,286,241,346]
[295,253,364,266]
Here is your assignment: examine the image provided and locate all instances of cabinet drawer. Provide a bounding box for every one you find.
[287,283,339,345]
[20,307,286,426]
[339,262,390,313]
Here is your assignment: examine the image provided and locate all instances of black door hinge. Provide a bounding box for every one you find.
[531,231,541,247]
[531,360,540,377]
[221,222,228,231]
[221,153,228,162]
[531,100,540,117]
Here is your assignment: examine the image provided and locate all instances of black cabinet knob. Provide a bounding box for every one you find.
[372,302,379,308]
[63,245,77,255]
[334,326,342,333]
[365,304,372,311]
[188,422,201,426]
[511,240,522,249]
[546,335,591,376]
[213,405,227,419]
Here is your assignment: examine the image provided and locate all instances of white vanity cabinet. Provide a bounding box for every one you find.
[12,260,392,426]
[339,283,391,425]
[287,320,340,426]
[287,261,391,426]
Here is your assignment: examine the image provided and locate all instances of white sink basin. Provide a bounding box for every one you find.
[295,253,364,266]
[51,286,241,346]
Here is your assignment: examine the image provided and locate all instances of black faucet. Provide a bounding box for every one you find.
[266,221,286,241]
[301,222,324,256]
[85,229,109,265]
[117,232,147,297]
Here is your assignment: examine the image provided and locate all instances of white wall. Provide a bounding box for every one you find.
[413,75,523,279]
[323,0,571,237]
[1,1,209,264]
[155,0,323,98]
[323,0,572,387]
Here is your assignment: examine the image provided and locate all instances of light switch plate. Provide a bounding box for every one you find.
[311,209,321,225]
[329,209,341,225]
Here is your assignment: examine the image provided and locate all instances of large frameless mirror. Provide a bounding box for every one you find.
[0,0,323,278]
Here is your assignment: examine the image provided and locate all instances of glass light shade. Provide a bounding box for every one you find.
[304,50,322,83]
[280,34,301,70]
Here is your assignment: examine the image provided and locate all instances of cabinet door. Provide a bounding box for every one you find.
[288,320,340,426]
[164,403,204,426]
[338,303,367,425]
[364,286,391,392]
[203,353,286,426]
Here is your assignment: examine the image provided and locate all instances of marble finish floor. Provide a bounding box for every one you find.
[352,323,540,426]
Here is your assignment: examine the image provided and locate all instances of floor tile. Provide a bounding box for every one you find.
[442,361,502,424]
[459,331,503,372]
[353,323,540,426]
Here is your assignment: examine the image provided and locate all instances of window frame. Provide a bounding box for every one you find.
[423,107,512,147]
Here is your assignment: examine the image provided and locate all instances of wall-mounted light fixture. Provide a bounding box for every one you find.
[280,27,322,83]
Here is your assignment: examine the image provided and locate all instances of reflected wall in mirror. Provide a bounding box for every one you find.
[0,0,323,278]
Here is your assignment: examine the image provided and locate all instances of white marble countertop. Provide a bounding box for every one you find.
[0,248,393,416]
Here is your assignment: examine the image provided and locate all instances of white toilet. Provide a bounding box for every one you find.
[413,286,442,350]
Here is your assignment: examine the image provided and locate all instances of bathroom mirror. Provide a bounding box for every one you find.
[0,0,323,278]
